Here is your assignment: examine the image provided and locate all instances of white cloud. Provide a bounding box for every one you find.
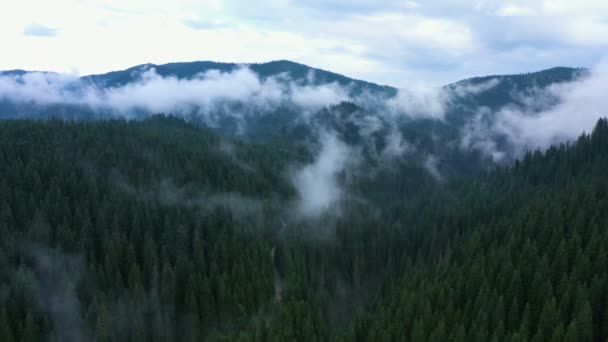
[461,59,608,157]
[292,133,352,218]
[383,77,500,120]
[97,67,284,115]
[0,65,363,124]
[450,78,501,97]
[495,65,608,151]
[352,14,477,55]
[386,85,447,119]
[0,72,79,104]
[496,4,535,17]
[289,82,351,108]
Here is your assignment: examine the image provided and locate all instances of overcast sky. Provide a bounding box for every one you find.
[1,0,607,86]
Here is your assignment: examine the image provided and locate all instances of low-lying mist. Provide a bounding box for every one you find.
[1,61,606,222]
[460,62,607,159]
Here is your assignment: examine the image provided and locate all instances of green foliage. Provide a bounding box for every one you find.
[0,116,607,341]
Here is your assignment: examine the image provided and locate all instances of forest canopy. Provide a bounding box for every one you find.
[1,116,608,341]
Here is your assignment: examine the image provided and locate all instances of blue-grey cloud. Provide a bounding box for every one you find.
[182,19,230,30]
[23,23,58,37]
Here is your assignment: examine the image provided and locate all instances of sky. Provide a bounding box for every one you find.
[1,0,607,87]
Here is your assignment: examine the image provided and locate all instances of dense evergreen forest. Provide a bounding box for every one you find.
[1,115,608,341]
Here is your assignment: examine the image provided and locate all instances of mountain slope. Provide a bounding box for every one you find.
[0,62,589,174]
[1,61,583,108]
[79,60,396,95]
[351,119,608,341]
[444,66,585,123]
[1,116,608,341]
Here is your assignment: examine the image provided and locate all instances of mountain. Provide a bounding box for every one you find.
[78,61,582,108]
[0,69,33,77]
[0,61,582,114]
[0,61,585,146]
[443,66,585,122]
[0,59,605,341]
[0,60,400,131]
[0,61,590,183]
[80,60,397,95]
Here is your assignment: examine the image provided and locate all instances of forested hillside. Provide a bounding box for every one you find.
[82,60,396,96]
[1,116,608,341]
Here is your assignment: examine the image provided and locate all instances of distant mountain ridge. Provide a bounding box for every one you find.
[1,60,585,95]
[0,61,594,202]
[0,61,587,153]
[77,60,397,97]
[449,66,586,86]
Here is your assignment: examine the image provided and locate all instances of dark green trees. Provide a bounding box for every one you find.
[0,116,608,341]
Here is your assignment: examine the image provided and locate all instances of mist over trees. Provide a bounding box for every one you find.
[0,115,607,341]
[1,61,608,341]
[0,61,592,162]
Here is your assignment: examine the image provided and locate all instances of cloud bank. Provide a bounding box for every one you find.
[0,67,357,123]
[461,61,608,158]
[4,62,605,176]
[0,65,467,126]
[386,84,447,119]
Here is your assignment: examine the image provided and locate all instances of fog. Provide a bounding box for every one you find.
[114,175,266,219]
[292,132,353,218]
[460,61,608,158]
[0,67,353,122]
[386,84,447,120]
[1,62,604,198]
[0,64,465,123]
[14,244,90,342]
